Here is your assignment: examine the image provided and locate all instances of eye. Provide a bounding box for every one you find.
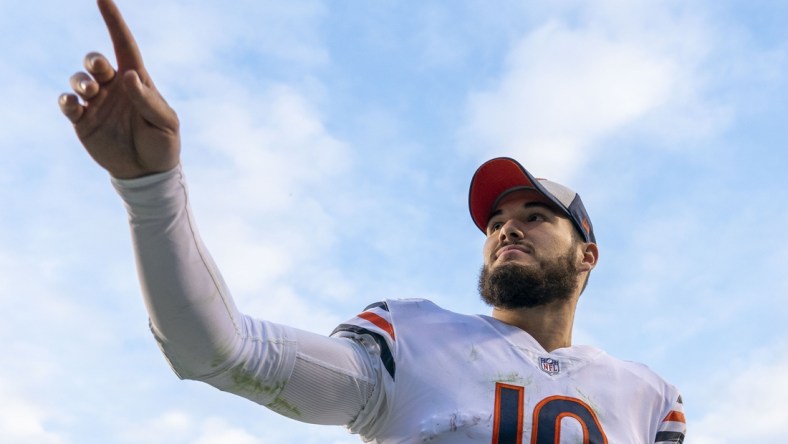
[528,213,546,222]
[487,221,503,234]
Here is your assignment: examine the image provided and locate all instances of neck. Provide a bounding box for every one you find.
[491,297,578,352]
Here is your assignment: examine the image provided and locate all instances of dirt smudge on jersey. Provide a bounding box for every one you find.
[419,411,485,441]
[468,344,480,362]
[267,395,302,418]
[493,372,532,386]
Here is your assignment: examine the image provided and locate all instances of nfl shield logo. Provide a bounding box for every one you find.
[539,357,560,376]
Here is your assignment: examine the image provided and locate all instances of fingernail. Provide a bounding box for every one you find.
[79,79,90,92]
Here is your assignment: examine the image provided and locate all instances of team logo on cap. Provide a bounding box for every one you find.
[539,357,560,376]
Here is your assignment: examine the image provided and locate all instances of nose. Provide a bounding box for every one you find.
[498,219,524,242]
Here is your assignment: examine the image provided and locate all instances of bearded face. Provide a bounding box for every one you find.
[478,243,580,309]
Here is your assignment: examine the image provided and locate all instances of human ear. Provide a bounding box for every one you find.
[578,242,598,272]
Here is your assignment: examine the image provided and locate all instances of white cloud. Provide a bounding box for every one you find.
[120,411,263,444]
[118,409,361,444]
[466,21,675,175]
[120,410,193,444]
[193,418,263,444]
[187,83,351,211]
[117,0,329,73]
[461,2,725,180]
[690,342,788,443]
[151,66,357,329]
[0,381,64,444]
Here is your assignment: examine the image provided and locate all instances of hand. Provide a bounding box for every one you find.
[59,0,180,179]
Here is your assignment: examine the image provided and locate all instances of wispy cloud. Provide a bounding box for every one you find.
[0,380,64,444]
[120,412,265,444]
[691,342,788,443]
[178,80,355,330]
[461,1,727,180]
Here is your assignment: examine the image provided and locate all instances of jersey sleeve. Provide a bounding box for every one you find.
[654,395,686,443]
[112,167,380,428]
[330,301,398,437]
[113,166,256,383]
[332,301,397,381]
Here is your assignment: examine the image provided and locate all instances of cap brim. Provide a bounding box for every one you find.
[469,157,543,232]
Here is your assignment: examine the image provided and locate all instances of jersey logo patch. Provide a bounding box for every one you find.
[539,357,560,376]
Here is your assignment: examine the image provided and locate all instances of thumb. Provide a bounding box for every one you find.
[122,70,179,132]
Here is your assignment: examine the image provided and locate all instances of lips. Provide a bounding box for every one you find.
[494,243,532,260]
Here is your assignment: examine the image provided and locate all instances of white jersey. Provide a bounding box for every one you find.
[113,166,685,444]
[333,299,686,443]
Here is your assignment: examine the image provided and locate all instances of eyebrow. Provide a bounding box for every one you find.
[488,201,556,221]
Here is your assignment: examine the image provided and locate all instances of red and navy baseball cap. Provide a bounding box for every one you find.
[468,157,595,243]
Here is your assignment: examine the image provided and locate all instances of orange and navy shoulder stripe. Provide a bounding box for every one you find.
[655,395,686,443]
[357,302,396,341]
[331,301,397,380]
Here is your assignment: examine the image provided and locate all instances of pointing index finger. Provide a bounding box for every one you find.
[97,0,146,74]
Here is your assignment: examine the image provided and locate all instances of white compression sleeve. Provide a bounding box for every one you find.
[112,166,382,427]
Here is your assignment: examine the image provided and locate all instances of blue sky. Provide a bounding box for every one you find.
[1,0,787,442]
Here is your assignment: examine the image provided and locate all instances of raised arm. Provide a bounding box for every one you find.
[58,1,384,431]
[58,0,179,179]
[57,0,241,382]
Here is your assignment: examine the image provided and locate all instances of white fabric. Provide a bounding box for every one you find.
[335,299,686,443]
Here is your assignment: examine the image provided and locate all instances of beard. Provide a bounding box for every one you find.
[478,246,580,309]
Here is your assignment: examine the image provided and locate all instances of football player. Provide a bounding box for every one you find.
[59,1,686,442]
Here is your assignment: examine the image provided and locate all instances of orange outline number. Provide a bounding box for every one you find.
[492,383,524,444]
[492,383,608,444]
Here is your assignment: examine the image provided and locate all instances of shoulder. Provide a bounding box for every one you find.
[355,298,469,319]
[331,298,479,345]
[383,298,484,329]
[592,350,682,402]
[383,298,453,315]
[582,350,686,436]
[604,356,688,442]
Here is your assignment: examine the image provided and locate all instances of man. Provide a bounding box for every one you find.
[59,1,686,442]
